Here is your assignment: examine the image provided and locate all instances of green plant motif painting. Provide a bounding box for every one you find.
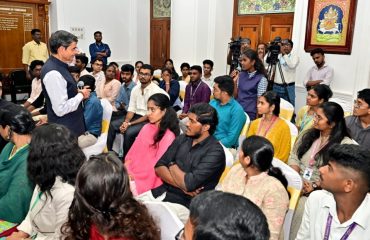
[238,0,295,15]
[153,0,171,18]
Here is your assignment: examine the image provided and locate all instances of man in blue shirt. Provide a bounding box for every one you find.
[89,31,111,65]
[210,75,246,148]
[79,75,103,148]
[114,64,136,116]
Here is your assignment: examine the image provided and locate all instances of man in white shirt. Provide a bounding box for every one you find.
[272,39,299,107]
[90,58,105,97]
[75,54,90,77]
[296,144,370,240]
[107,64,168,156]
[23,60,44,112]
[303,48,334,90]
[202,59,214,89]
[41,30,90,137]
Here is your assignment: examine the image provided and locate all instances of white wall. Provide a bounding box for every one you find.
[292,0,370,110]
[170,0,233,77]
[49,0,150,66]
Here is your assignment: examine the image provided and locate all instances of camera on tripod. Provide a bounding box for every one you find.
[228,37,242,72]
[266,38,282,65]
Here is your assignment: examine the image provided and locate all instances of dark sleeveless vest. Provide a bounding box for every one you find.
[41,55,85,137]
[237,71,264,120]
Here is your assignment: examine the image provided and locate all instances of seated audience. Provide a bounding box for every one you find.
[202,59,214,89]
[220,136,289,240]
[296,144,370,239]
[210,75,246,149]
[133,60,143,84]
[114,64,136,116]
[91,57,105,97]
[288,101,353,238]
[139,103,225,223]
[164,58,179,80]
[247,91,291,162]
[125,93,180,195]
[179,190,270,240]
[99,65,121,110]
[61,153,160,240]
[0,105,35,223]
[23,60,44,112]
[231,49,268,120]
[75,54,90,76]
[7,124,85,239]
[68,65,80,82]
[179,62,190,84]
[296,84,333,132]
[107,64,168,157]
[159,68,180,106]
[346,88,370,148]
[78,75,103,148]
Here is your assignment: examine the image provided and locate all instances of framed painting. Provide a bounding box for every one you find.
[238,0,296,15]
[153,0,171,18]
[304,0,357,54]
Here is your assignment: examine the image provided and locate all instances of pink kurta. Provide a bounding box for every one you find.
[125,123,175,194]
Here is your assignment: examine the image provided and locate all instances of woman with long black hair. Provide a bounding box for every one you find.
[231,49,268,120]
[220,135,289,240]
[125,93,180,195]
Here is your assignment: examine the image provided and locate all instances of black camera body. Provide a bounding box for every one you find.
[266,41,281,65]
[229,38,242,72]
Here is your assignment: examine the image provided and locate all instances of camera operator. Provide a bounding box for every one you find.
[227,37,251,73]
[266,38,299,107]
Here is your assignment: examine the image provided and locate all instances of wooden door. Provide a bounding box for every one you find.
[150,0,171,70]
[0,0,49,74]
[232,0,294,49]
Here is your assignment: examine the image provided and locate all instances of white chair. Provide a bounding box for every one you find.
[237,113,251,153]
[144,201,184,240]
[329,97,352,116]
[280,98,294,121]
[82,98,113,159]
[282,118,299,149]
[179,80,187,103]
[221,143,234,167]
[272,158,303,240]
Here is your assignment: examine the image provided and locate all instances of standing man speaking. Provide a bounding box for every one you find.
[41,30,90,137]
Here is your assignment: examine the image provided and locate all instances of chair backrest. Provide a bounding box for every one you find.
[145,201,184,240]
[238,113,251,151]
[272,158,302,240]
[279,98,294,121]
[329,97,352,116]
[9,70,28,86]
[82,98,113,158]
[282,118,298,149]
[179,80,187,101]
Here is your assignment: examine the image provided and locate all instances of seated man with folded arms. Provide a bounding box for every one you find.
[345,88,370,149]
[138,103,225,223]
[296,144,370,239]
[210,75,246,149]
[78,75,103,148]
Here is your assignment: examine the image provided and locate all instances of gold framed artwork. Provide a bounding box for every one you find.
[304,0,357,54]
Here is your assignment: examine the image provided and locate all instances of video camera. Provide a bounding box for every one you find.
[228,37,242,72]
[266,39,281,65]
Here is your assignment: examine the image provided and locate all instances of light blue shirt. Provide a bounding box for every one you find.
[115,81,136,110]
[210,98,247,148]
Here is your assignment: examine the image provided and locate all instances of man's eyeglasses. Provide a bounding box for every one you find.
[175,228,184,240]
[139,72,151,77]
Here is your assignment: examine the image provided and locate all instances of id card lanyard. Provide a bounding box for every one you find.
[323,213,357,240]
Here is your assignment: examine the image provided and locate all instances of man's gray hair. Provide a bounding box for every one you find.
[49,30,78,54]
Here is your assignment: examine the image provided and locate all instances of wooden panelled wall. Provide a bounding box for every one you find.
[232,0,294,49]
[0,0,49,74]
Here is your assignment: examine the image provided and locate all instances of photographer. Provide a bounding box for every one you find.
[227,37,251,72]
[266,38,299,107]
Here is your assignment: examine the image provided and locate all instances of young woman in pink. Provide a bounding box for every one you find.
[125,93,180,194]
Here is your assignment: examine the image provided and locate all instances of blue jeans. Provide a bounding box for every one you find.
[273,83,295,107]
